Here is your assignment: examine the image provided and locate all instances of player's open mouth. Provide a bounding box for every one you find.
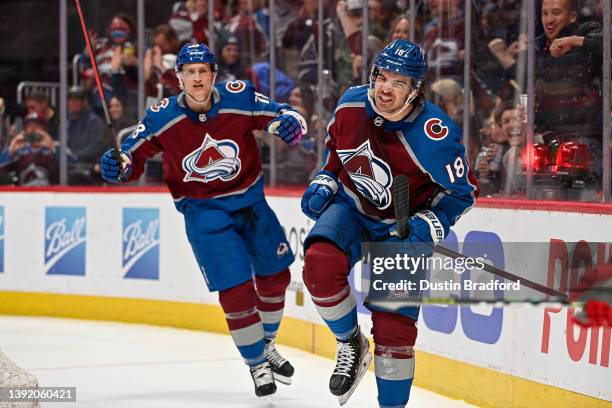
[378,95,393,104]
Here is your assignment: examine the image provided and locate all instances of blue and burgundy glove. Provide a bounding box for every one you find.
[389,209,447,243]
[301,170,339,220]
[100,149,133,183]
[267,110,307,145]
[388,209,448,255]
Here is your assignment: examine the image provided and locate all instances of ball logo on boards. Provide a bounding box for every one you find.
[123,208,160,280]
[0,206,4,273]
[45,207,86,275]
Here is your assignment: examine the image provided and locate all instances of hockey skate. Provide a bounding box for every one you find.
[264,339,295,385]
[249,361,277,397]
[329,328,372,406]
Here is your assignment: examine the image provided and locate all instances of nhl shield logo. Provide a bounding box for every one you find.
[338,140,393,209]
[182,134,241,183]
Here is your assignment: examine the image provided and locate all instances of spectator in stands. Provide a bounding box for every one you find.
[282,0,337,83]
[67,86,111,184]
[348,35,384,89]
[91,14,138,85]
[387,14,420,43]
[225,0,269,65]
[535,0,603,178]
[335,0,367,89]
[79,67,115,118]
[144,24,182,97]
[422,0,465,81]
[251,62,295,103]
[216,33,253,82]
[289,84,316,127]
[169,0,209,44]
[368,0,396,41]
[23,92,59,140]
[6,112,58,186]
[472,3,516,119]
[490,0,602,140]
[474,100,515,196]
[430,78,463,123]
[109,96,137,133]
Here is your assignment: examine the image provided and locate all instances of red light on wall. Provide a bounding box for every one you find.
[554,141,590,172]
[522,144,549,172]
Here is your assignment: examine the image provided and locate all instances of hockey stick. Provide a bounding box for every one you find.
[74,0,122,163]
[391,175,568,301]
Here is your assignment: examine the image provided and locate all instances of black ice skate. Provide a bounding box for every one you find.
[264,339,295,385]
[249,361,277,397]
[329,328,372,406]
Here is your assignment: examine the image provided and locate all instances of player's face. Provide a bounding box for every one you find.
[181,63,215,100]
[541,0,576,40]
[374,69,414,113]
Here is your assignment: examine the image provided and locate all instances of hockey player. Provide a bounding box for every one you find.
[301,39,479,407]
[100,43,307,397]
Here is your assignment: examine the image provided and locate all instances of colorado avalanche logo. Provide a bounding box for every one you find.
[338,140,393,209]
[226,80,246,93]
[424,118,449,140]
[182,134,241,183]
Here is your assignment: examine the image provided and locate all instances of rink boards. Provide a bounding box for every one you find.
[0,189,610,407]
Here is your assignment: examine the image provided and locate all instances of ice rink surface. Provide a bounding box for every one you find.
[0,316,474,407]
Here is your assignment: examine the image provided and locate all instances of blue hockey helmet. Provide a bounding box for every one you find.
[368,39,428,121]
[175,43,217,73]
[372,39,427,82]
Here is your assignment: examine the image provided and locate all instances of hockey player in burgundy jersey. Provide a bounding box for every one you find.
[100,43,308,397]
[301,39,479,407]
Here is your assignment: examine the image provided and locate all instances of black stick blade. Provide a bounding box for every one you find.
[393,174,410,239]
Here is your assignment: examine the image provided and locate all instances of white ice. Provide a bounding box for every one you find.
[0,316,474,407]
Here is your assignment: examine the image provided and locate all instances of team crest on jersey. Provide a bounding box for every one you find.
[337,140,393,209]
[424,118,449,140]
[150,98,169,112]
[225,80,246,93]
[182,133,241,183]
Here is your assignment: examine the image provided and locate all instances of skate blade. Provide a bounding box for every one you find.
[273,372,292,385]
[337,351,372,406]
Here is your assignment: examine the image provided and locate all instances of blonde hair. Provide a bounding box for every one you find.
[431,78,463,107]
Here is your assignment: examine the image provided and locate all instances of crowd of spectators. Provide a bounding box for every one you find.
[0,0,607,200]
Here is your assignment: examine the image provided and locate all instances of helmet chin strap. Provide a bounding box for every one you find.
[178,72,216,107]
[367,86,419,122]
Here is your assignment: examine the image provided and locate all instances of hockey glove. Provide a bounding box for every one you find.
[301,171,338,220]
[389,210,447,244]
[388,209,448,255]
[100,149,133,183]
[267,111,307,145]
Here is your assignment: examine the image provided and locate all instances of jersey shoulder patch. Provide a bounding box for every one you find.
[144,96,183,133]
[215,80,256,111]
[338,85,368,105]
[224,80,248,93]
[417,102,461,144]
